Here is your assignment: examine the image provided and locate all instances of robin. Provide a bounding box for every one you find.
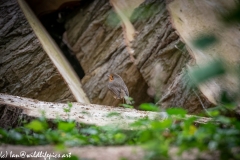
[107,73,131,104]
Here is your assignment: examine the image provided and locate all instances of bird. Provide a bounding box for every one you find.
[107,73,131,104]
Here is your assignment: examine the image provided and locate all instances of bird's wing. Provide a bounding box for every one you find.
[108,83,122,99]
[119,79,129,97]
[112,73,129,97]
[122,83,129,96]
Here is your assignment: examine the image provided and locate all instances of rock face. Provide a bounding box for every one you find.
[65,0,212,112]
[0,0,75,128]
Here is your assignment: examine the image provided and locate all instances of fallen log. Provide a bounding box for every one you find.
[0,93,212,128]
[0,93,159,127]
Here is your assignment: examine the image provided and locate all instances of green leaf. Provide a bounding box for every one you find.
[124,96,133,101]
[0,129,8,138]
[216,116,231,124]
[139,130,152,142]
[130,118,150,128]
[81,128,98,135]
[220,91,236,105]
[62,155,78,160]
[208,141,218,150]
[140,103,159,111]
[58,122,75,132]
[106,10,121,28]
[9,130,22,140]
[106,112,121,117]
[54,143,66,151]
[192,34,217,49]
[188,59,225,86]
[208,110,220,117]
[150,119,172,129]
[120,104,134,108]
[114,133,126,143]
[25,120,45,132]
[67,102,73,108]
[131,3,159,22]
[166,108,187,116]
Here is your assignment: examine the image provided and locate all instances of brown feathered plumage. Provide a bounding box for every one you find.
[107,73,129,103]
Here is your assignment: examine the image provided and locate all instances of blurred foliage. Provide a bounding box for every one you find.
[105,9,121,28]
[188,59,226,87]
[105,1,160,28]
[140,103,159,112]
[119,96,135,108]
[1,104,240,159]
[1,1,240,160]
[131,3,159,22]
[192,34,218,49]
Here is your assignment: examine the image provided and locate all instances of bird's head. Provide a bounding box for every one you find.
[108,73,121,82]
[108,74,114,81]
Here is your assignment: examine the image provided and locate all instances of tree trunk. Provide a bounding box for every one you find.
[0,93,160,127]
[168,0,240,115]
[65,0,212,112]
[0,93,211,127]
[0,0,215,129]
[0,0,75,128]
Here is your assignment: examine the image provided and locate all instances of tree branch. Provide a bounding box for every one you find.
[18,0,90,104]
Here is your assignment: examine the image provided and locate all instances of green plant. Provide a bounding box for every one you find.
[1,103,239,160]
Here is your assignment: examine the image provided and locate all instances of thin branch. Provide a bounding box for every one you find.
[193,89,212,117]
[18,0,90,104]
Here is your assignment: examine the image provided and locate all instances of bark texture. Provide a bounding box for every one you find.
[0,0,75,128]
[0,93,163,128]
[0,94,211,127]
[0,0,214,131]
[168,0,240,115]
[65,0,212,112]
[65,0,152,107]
